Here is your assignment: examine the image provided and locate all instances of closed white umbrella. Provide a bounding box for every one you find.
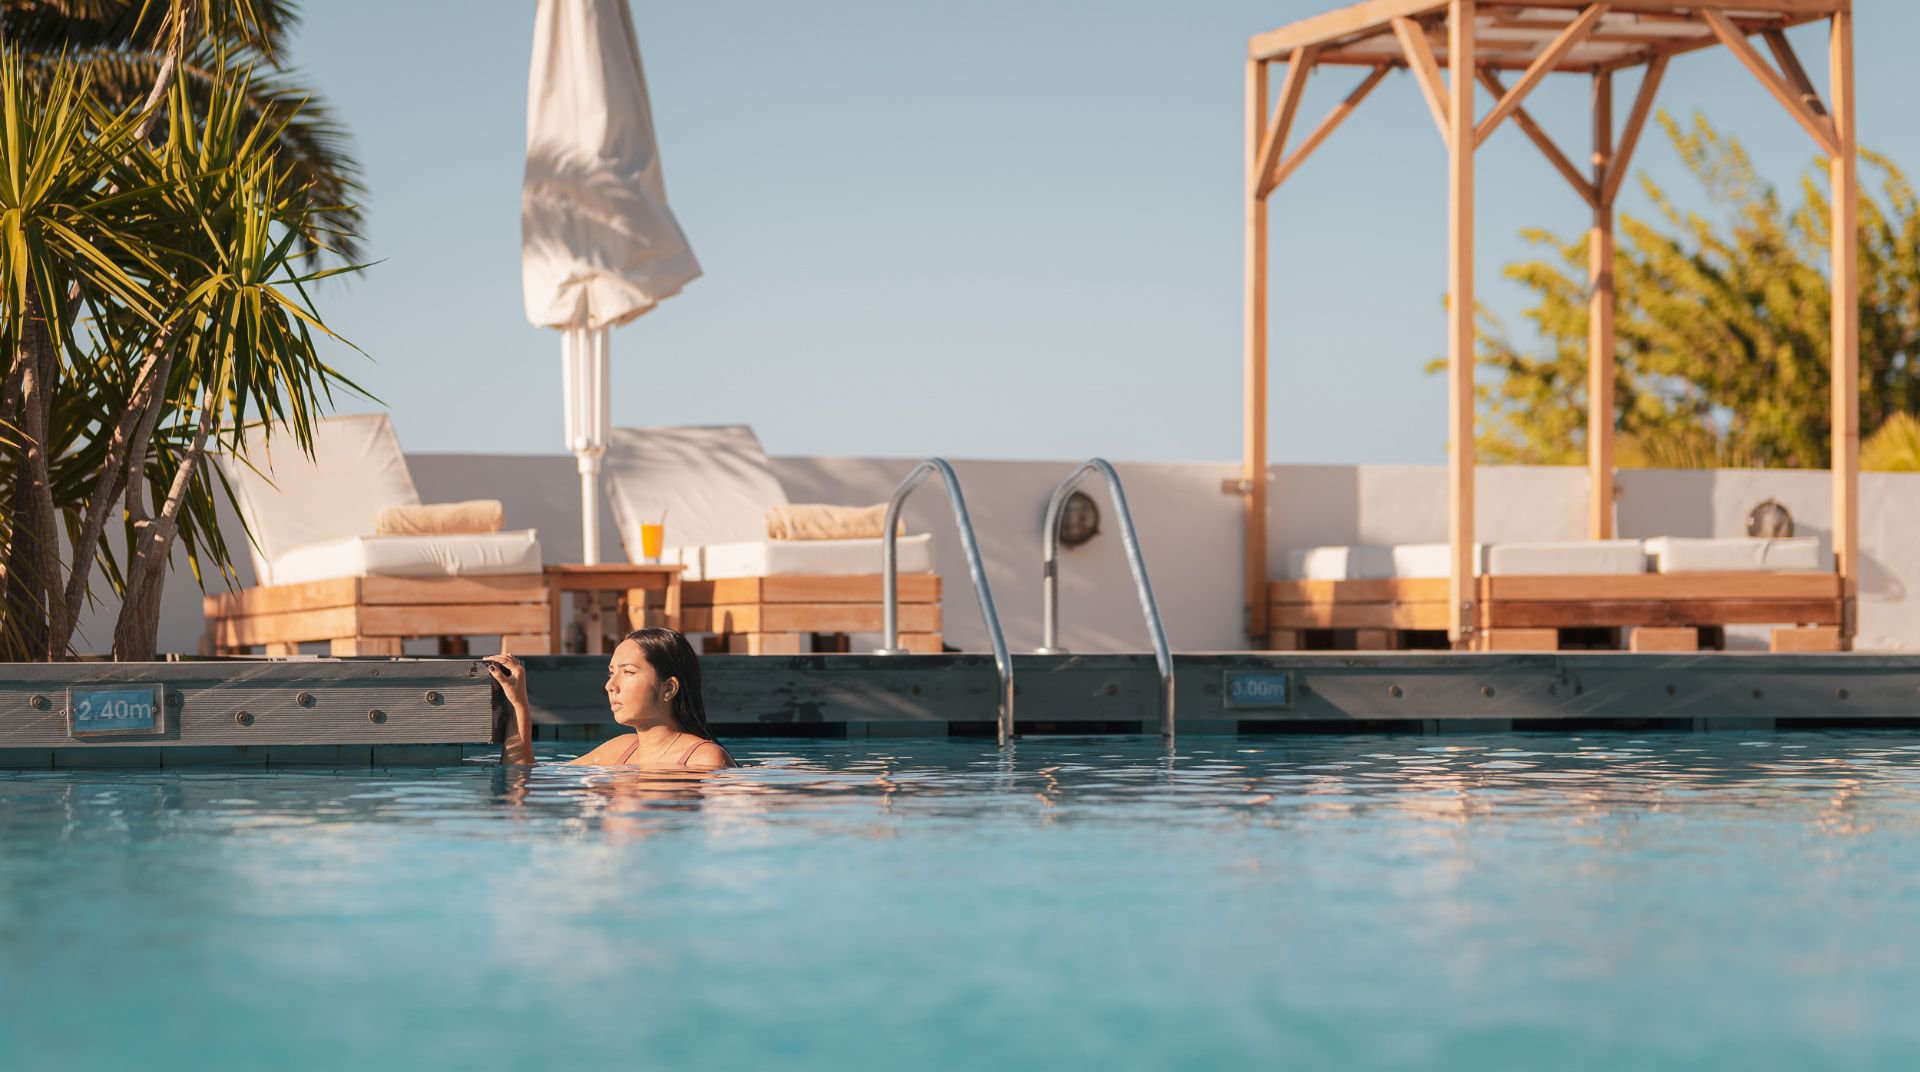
[522,0,700,564]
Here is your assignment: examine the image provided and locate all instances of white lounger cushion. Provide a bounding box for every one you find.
[1643,536,1825,573]
[267,530,543,587]
[692,534,933,581]
[223,414,544,586]
[1285,540,1644,580]
[1284,543,1472,580]
[1484,539,1645,576]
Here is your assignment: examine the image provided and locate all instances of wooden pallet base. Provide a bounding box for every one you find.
[1269,572,1848,652]
[682,573,943,656]
[202,574,552,656]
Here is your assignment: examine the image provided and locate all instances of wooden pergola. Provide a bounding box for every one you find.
[1239,0,1858,648]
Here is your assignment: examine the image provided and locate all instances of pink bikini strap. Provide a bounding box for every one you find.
[679,737,706,765]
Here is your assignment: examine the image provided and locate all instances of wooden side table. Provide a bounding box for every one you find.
[543,564,686,655]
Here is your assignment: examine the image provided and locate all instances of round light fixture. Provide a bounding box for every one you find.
[1747,498,1794,538]
[1056,490,1101,548]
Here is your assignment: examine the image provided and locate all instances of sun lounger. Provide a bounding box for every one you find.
[604,425,942,653]
[203,414,550,656]
[1269,537,1841,652]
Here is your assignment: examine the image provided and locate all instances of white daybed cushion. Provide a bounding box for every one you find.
[1484,539,1645,576]
[223,414,423,584]
[267,530,543,587]
[1283,543,1475,580]
[1643,536,1825,573]
[692,534,933,581]
[605,425,789,555]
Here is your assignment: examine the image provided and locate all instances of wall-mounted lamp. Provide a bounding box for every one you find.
[1747,498,1794,538]
[1056,490,1101,548]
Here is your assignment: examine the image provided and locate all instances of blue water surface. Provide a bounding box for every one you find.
[3,732,1919,1070]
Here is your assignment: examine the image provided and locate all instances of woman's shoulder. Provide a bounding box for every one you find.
[684,740,736,770]
[568,736,631,766]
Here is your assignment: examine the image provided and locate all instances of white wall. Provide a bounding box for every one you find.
[95,456,1920,657]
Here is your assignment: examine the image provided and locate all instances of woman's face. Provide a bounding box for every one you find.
[606,639,674,727]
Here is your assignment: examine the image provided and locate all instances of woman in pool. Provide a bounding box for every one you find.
[484,627,736,769]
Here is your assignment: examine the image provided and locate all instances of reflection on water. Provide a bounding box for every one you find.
[5,732,1920,1070]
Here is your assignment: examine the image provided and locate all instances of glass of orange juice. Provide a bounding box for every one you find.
[640,522,665,564]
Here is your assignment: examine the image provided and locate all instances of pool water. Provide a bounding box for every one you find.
[4,732,1919,1070]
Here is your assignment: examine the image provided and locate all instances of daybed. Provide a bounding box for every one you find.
[604,425,943,654]
[203,414,550,656]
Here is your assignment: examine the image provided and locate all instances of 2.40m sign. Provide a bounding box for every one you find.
[67,687,165,738]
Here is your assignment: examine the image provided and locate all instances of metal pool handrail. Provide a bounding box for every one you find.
[1037,459,1175,739]
[876,458,1014,744]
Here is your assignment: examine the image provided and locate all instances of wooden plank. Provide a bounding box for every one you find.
[1256,46,1319,198]
[681,574,940,606]
[1265,65,1390,196]
[1600,54,1668,206]
[204,577,359,618]
[1701,9,1838,156]
[1269,577,1452,604]
[726,632,806,655]
[358,603,551,638]
[1244,57,1271,640]
[500,633,553,656]
[1476,68,1597,206]
[214,606,360,646]
[1763,28,1829,118]
[894,633,944,655]
[686,603,941,635]
[360,574,548,606]
[330,636,404,657]
[1448,0,1476,647]
[1393,16,1452,145]
[1629,626,1698,652]
[1486,599,1842,628]
[1829,8,1858,648]
[1771,625,1842,652]
[1473,2,1610,147]
[1267,630,1304,651]
[1590,69,1617,542]
[1271,602,1453,630]
[1354,629,1395,651]
[1479,628,1559,652]
[1484,572,1840,602]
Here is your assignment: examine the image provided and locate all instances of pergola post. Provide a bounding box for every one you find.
[1243,58,1271,641]
[1587,71,1616,540]
[1447,0,1476,647]
[1829,8,1858,647]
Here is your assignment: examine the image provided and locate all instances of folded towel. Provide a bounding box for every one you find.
[766,503,904,541]
[375,500,505,536]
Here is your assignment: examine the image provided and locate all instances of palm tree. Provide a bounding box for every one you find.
[0,1,367,660]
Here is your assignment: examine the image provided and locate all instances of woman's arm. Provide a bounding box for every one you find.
[483,656,535,765]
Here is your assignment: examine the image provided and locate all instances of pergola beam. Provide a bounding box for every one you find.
[1255,47,1319,201]
[1474,3,1610,148]
[1263,65,1391,198]
[1475,68,1597,207]
[1447,0,1476,646]
[1599,54,1668,206]
[1702,9,1839,156]
[1763,28,1830,119]
[1392,17,1453,146]
[1829,9,1859,645]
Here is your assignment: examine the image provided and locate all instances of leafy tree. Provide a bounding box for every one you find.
[1468,112,1920,469]
[0,0,365,660]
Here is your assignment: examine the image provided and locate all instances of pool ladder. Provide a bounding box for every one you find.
[1037,460,1175,740]
[876,458,1175,745]
[877,459,1015,744]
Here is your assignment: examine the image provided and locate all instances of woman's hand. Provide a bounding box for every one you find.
[482,654,530,709]
[483,655,534,765]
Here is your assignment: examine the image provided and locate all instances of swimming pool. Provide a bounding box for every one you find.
[3,732,1918,1069]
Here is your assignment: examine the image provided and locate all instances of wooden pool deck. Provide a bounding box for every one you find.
[4,651,1918,767]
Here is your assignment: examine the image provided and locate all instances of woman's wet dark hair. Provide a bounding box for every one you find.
[618,628,714,739]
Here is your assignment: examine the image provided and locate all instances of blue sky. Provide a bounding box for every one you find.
[290,2,1918,465]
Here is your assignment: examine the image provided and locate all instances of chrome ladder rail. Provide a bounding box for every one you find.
[1038,459,1175,739]
[876,459,1014,745]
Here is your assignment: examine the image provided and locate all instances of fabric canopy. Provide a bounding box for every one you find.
[522,0,700,331]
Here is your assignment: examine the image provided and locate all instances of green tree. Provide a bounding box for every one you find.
[1470,111,1920,469]
[0,0,365,661]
